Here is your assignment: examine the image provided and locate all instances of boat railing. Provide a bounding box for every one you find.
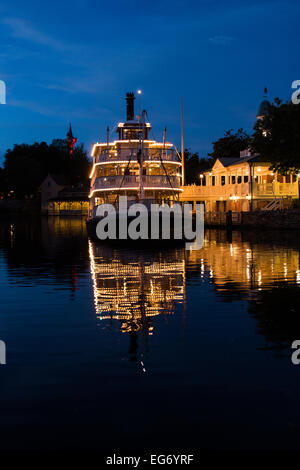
[93,175,181,189]
[97,150,179,163]
[93,198,186,216]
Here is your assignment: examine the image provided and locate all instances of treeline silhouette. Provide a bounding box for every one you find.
[0,139,91,198]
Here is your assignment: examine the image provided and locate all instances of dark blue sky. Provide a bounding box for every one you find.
[0,0,299,164]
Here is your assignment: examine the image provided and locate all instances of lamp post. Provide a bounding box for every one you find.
[137,90,142,145]
[181,97,185,186]
[249,163,254,211]
[137,89,142,120]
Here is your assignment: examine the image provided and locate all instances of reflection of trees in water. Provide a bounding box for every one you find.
[89,242,186,360]
[248,285,300,353]
[0,216,89,295]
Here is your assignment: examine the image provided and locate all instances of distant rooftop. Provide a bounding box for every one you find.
[257,99,271,119]
[48,174,67,185]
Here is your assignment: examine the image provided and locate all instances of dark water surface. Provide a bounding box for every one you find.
[0,216,300,450]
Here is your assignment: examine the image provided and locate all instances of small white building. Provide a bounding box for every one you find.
[40,174,67,214]
[40,174,89,215]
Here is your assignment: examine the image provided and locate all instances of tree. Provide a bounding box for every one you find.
[208,128,250,160]
[3,140,91,197]
[183,149,213,185]
[251,99,300,174]
[67,143,91,186]
[0,167,6,195]
[4,142,49,197]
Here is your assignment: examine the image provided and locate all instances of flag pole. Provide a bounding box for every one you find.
[181,96,185,186]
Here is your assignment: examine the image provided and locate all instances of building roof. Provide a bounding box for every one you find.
[54,186,88,199]
[202,154,265,174]
[257,99,271,119]
[217,157,241,167]
[49,195,89,202]
[49,186,88,202]
[59,182,89,193]
[220,155,262,167]
[48,174,67,185]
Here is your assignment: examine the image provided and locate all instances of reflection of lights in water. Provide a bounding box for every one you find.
[10,224,15,248]
[88,240,185,334]
[88,241,99,311]
[284,263,288,280]
[200,261,205,277]
[188,233,300,292]
[258,271,262,286]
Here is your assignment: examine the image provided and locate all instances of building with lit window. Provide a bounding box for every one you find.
[180,97,299,212]
[181,151,299,212]
[40,174,89,215]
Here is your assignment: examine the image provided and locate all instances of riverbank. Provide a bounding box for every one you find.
[0,199,40,214]
[205,209,300,229]
[2,202,300,230]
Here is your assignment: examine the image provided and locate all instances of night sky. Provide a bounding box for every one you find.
[0,0,298,163]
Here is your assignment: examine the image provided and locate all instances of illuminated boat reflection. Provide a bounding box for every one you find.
[89,240,186,335]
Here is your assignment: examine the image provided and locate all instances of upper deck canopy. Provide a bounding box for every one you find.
[116,92,152,140]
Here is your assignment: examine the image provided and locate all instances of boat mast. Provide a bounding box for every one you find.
[106,126,109,151]
[138,110,145,200]
[181,96,185,186]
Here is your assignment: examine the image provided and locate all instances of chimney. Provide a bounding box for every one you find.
[126,92,135,121]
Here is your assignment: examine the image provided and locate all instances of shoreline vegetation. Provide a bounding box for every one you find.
[1,205,300,231]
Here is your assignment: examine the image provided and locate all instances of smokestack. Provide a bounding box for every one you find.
[126,92,135,121]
